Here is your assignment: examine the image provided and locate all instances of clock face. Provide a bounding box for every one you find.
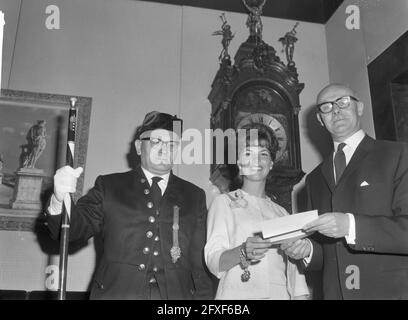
[237,113,288,164]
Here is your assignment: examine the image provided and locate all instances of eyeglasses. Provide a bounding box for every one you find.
[316,96,359,114]
[140,137,179,150]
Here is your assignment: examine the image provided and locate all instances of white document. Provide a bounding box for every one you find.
[261,210,318,245]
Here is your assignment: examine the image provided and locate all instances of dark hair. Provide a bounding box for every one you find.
[238,122,279,161]
[230,122,279,190]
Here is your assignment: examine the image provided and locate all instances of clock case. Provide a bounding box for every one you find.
[208,35,305,212]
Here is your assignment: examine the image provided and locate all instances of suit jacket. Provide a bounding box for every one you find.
[306,135,408,299]
[47,166,214,300]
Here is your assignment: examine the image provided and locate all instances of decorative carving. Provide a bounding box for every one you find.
[279,22,299,67]
[220,58,235,85]
[250,41,281,72]
[212,13,235,61]
[221,100,230,110]
[242,0,266,41]
[293,105,301,115]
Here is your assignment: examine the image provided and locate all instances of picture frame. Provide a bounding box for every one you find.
[0,89,92,231]
[368,30,408,142]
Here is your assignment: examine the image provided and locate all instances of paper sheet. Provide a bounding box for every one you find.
[261,210,318,245]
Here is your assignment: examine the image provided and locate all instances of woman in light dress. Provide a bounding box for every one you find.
[205,123,310,300]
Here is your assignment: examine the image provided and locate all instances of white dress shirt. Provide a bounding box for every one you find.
[140,167,170,195]
[304,130,365,263]
[333,129,365,245]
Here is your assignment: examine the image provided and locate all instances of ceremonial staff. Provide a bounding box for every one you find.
[58,97,78,300]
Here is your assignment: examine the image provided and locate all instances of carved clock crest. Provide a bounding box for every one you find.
[209,2,304,212]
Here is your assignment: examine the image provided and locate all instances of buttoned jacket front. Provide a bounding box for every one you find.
[47,166,213,300]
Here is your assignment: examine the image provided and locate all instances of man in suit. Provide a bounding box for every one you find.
[47,111,214,300]
[281,83,408,299]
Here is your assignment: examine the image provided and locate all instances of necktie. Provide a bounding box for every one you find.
[334,143,346,183]
[151,176,163,208]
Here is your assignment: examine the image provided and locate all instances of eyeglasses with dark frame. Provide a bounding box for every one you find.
[316,96,359,114]
[140,136,180,150]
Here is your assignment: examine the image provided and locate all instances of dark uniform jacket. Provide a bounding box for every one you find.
[306,135,408,299]
[47,166,214,300]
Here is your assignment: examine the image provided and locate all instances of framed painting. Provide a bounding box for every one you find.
[0,89,92,231]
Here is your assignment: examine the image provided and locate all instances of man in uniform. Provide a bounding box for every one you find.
[46,111,214,300]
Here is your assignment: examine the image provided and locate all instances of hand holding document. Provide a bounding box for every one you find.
[261,210,318,245]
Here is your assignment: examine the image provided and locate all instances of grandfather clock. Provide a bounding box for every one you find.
[209,3,304,212]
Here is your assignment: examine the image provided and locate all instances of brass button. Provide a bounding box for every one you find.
[144,189,150,195]
[154,236,160,242]
[153,251,159,256]
[148,216,155,223]
[143,247,150,254]
[140,178,146,183]
[146,231,153,238]
[138,264,146,271]
[153,266,158,272]
[147,202,153,208]
[149,277,157,284]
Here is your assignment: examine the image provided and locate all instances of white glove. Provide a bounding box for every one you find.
[53,166,83,202]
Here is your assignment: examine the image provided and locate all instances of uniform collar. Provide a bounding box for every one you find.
[141,166,170,186]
